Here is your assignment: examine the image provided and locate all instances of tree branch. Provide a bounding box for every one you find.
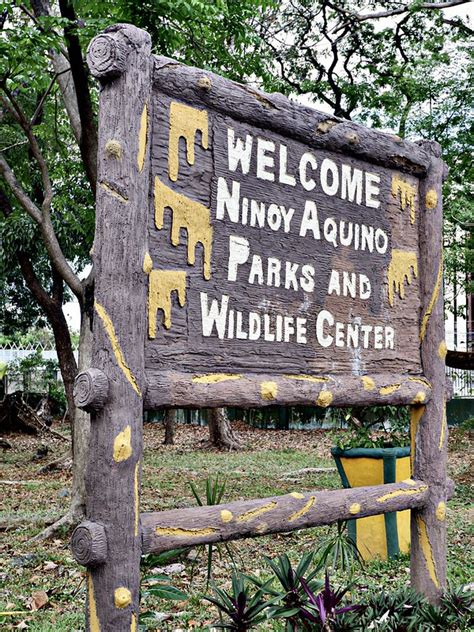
[337,1,470,27]
[58,0,97,195]
[0,152,84,301]
[28,1,83,160]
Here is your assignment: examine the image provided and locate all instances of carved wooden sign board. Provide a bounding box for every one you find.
[146,93,422,406]
[72,24,447,631]
[94,51,433,412]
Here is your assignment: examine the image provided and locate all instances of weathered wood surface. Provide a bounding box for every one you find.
[410,141,448,603]
[82,24,152,631]
[73,368,109,411]
[144,89,424,392]
[153,57,431,176]
[144,371,432,409]
[142,479,430,554]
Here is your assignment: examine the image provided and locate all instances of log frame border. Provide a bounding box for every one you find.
[77,24,449,631]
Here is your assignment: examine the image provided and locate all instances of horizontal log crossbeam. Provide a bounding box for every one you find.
[144,371,435,409]
[141,479,430,554]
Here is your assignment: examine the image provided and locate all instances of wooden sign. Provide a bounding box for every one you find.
[140,61,432,409]
[72,24,448,632]
[149,99,419,370]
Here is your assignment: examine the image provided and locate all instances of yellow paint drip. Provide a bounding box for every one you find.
[94,301,141,397]
[134,461,139,537]
[142,252,153,275]
[137,103,148,172]
[289,492,305,499]
[420,261,443,342]
[288,496,315,522]
[377,485,427,503]
[105,139,122,159]
[99,181,128,203]
[114,587,132,609]
[221,510,233,523]
[412,391,426,404]
[416,516,440,589]
[168,102,208,181]
[261,381,278,401]
[256,522,268,534]
[436,502,446,521]
[438,340,447,360]
[425,189,438,210]
[237,501,277,523]
[284,374,328,383]
[391,174,417,224]
[349,503,360,515]
[154,177,213,279]
[146,269,186,335]
[131,613,137,632]
[379,383,401,396]
[193,374,241,384]
[88,573,100,632]
[113,426,132,462]
[402,478,417,486]
[155,526,217,537]
[316,390,333,407]
[361,376,375,391]
[387,250,418,306]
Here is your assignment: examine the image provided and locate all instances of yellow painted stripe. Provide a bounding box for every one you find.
[192,373,241,384]
[236,501,277,523]
[94,301,141,397]
[155,526,217,537]
[379,383,401,395]
[416,516,440,589]
[137,103,148,172]
[439,405,447,450]
[289,496,315,522]
[420,262,443,342]
[377,485,427,503]
[88,573,101,631]
[408,377,431,388]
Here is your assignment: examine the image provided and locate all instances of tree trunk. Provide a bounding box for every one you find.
[33,305,91,540]
[48,293,78,427]
[163,409,175,445]
[69,307,92,520]
[208,408,242,450]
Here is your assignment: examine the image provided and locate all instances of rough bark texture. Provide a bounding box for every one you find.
[33,308,92,541]
[145,372,432,409]
[152,57,431,176]
[80,24,152,631]
[208,408,242,449]
[142,479,430,553]
[162,409,175,445]
[410,141,447,603]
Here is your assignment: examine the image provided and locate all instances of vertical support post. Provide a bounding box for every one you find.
[79,24,152,630]
[411,140,447,603]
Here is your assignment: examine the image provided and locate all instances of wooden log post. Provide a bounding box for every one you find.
[410,140,448,603]
[142,479,430,553]
[71,25,152,631]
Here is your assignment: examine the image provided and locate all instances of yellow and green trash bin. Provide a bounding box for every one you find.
[331,446,411,561]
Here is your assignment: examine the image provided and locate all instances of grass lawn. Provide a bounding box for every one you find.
[0,421,472,630]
